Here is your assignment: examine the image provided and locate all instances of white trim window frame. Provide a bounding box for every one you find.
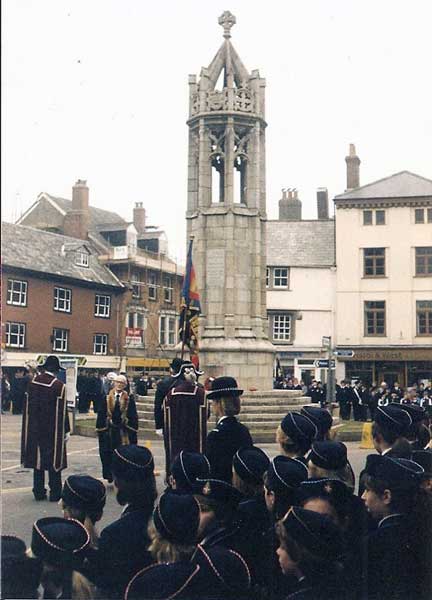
[93,333,108,355]
[148,271,157,300]
[95,294,111,318]
[54,287,71,313]
[7,279,28,306]
[75,251,89,267]
[6,322,26,348]
[272,314,291,342]
[273,267,289,288]
[52,328,68,352]
[163,274,173,303]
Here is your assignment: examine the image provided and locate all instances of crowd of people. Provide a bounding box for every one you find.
[2,355,432,599]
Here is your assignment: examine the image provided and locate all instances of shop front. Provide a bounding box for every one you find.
[277,349,329,385]
[339,347,432,387]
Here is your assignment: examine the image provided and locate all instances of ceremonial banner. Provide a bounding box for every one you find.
[179,239,201,364]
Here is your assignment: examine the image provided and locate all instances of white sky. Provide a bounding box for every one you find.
[2,0,432,263]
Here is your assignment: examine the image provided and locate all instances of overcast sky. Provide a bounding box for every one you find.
[2,0,431,263]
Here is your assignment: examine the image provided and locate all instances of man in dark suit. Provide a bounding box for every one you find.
[337,380,353,420]
[206,376,253,482]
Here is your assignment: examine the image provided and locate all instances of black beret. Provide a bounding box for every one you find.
[1,535,42,594]
[281,507,344,561]
[196,478,244,509]
[62,475,106,512]
[192,545,251,595]
[125,561,203,600]
[393,402,427,424]
[31,517,90,568]
[308,441,348,470]
[233,446,270,484]
[412,450,432,476]
[266,456,309,493]
[299,478,353,514]
[111,445,154,481]
[374,405,412,435]
[280,412,318,443]
[171,451,211,493]
[153,493,200,545]
[365,455,424,487]
[300,406,333,435]
[206,376,243,400]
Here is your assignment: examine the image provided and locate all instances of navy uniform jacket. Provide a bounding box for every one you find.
[91,503,154,598]
[206,416,253,482]
[154,375,176,430]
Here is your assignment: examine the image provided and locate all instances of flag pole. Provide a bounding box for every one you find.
[180,236,194,361]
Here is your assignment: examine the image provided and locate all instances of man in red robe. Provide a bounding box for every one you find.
[163,361,207,476]
[21,355,70,501]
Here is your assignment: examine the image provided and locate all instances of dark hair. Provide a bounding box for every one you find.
[263,471,297,520]
[213,395,241,416]
[115,473,157,508]
[276,426,312,456]
[371,421,399,446]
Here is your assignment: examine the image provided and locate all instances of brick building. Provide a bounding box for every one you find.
[16,180,184,373]
[1,222,127,369]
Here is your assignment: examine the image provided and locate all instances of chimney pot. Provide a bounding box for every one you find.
[133,203,146,234]
[345,144,361,190]
[317,187,329,220]
[63,179,89,239]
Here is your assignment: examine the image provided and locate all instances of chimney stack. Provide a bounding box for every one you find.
[345,144,360,190]
[133,202,146,234]
[316,187,329,220]
[279,187,302,221]
[63,179,89,239]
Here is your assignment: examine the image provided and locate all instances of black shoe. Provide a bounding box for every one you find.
[49,493,61,502]
[34,493,47,501]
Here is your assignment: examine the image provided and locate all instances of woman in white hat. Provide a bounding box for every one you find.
[96,374,139,483]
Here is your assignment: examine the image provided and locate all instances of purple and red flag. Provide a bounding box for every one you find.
[179,239,201,365]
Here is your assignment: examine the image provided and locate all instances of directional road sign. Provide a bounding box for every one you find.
[322,336,331,348]
[333,350,355,358]
[314,359,336,369]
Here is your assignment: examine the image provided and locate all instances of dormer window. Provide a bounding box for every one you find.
[75,251,89,267]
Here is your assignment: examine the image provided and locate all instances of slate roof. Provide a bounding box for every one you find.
[44,194,126,228]
[1,221,124,288]
[335,171,432,200]
[267,220,335,267]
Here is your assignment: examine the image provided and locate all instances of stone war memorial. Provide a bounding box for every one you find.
[184,12,305,439]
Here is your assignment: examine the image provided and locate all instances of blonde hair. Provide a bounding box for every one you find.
[308,462,355,492]
[147,522,195,564]
[62,502,101,549]
[213,395,241,416]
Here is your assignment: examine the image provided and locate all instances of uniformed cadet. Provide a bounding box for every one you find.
[412,450,432,493]
[393,401,429,450]
[206,376,253,482]
[1,535,42,599]
[91,445,156,598]
[195,478,244,541]
[307,440,355,492]
[275,507,347,599]
[362,455,432,599]
[264,456,309,520]
[168,450,211,494]
[276,412,318,461]
[30,516,94,599]
[61,474,106,549]
[300,406,333,441]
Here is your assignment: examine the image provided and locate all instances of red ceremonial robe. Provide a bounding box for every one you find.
[163,381,207,474]
[21,372,69,472]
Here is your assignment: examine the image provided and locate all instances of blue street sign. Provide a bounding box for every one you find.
[314,359,336,369]
[334,349,355,358]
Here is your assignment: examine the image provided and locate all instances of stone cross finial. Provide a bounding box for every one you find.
[218,11,236,38]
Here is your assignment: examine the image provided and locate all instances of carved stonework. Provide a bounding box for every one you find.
[209,129,226,157]
[218,11,236,38]
[190,89,254,115]
[234,88,253,112]
[207,90,228,111]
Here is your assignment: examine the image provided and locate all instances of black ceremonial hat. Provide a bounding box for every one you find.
[412,450,432,476]
[280,412,318,443]
[1,535,42,598]
[266,455,309,493]
[31,517,90,569]
[40,355,64,372]
[301,406,333,435]
[61,475,106,512]
[192,545,251,597]
[233,446,270,484]
[196,478,244,509]
[308,441,348,470]
[125,562,203,600]
[111,445,154,481]
[206,376,243,400]
[374,405,412,435]
[153,492,200,545]
[171,451,211,493]
[365,455,424,487]
[392,402,426,424]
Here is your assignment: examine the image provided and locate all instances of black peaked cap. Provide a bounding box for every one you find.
[233,446,270,484]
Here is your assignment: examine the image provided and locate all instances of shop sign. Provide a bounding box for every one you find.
[125,327,143,347]
[340,348,432,361]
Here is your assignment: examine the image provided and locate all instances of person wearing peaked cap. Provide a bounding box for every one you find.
[162,359,208,478]
[61,475,106,548]
[307,441,355,493]
[1,535,42,599]
[277,412,318,460]
[96,370,138,484]
[275,507,347,599]
[190,544,252,600]
[169,451,211,494]
[125,561,204,600]
[205,376,253,483]
[361,455,432,599]
[30,517,94,599]
[21,354,70,502]
[300,406,333,440]
[194,478,244,542]
[232,446,270,489]
[89,445,156,598]
[264,456,309,520]
[412,450,432,493]
[149,493,201,564]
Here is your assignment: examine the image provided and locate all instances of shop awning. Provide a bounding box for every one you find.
[127,358,170,368]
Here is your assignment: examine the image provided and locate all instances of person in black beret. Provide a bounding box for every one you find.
[307,441,354,492]
[169,450,211,494]
[90,445,156,598]
[275,506,347,599]
[194,477,244,541]
[264,456,309,520]
[276,412,317,460]
[21,354,70,502]
[358,404,413,497]
[125,561,203,600]
[205,376,253,483]
[61,475,106,548]
[1,535,42,599]
[149,492,201,562]
[391,402,430,451]
[412,450,432,493]
[30,516,93,599]
[300,406,333,441]
[361,455,432,598]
